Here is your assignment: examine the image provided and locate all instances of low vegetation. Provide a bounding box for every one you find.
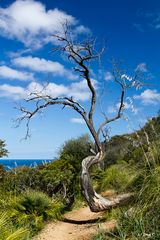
[0,115,160,239]
[0,190,63,238]
[0,213,29,240]
[93,115,160,239]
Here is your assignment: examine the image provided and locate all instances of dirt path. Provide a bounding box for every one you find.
[33,206,116,240]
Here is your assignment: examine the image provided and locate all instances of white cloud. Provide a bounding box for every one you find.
[28,80,91,101]
[108,102,130,114]
[0,79,91,101]
[69,79,91,101]
[135,63,148,72]
[0,65,34,81]
[13,56,77,80]
[0,84,26,99]
[108,101,138,115]
[105,71,114,81]
[70,118,85,124]
[28,81,69,99]
[74,25,90,34]
[0,0,77,48]
[134,89,160,105]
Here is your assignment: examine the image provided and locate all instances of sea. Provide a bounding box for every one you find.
[0,159,54,171]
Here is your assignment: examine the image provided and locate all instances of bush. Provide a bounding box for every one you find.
[3,191,63,235]
[1,167,39,193]
[1,158,76,207]
[37,158,75,201]
[104,135,132,167]
[59,134,93,171]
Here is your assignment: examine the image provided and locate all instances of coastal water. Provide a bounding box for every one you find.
[0,159,53,170]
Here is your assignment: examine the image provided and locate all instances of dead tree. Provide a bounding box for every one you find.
[17,30,142,212]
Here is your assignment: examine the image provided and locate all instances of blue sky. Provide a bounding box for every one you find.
[0,0,160,159]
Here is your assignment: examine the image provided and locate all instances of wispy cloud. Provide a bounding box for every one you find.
[0,65,35,81]
[108,101,139,115]
[135,63,148,72]
[105,71,114,81]
[74,25,90,34]
[70,118,85,124]
[147,12,160,30]
[134,89,160,105]
[7,48,32,58]
[0,0,88,49]
[134,10,160,32]
[13,56,77,80]
[108,102,130,114]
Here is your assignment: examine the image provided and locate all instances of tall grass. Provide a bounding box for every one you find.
[93,117,160,239]
[98,163,136,193]
[110,176,160,239]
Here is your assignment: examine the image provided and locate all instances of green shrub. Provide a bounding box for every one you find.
[4,191,63,235]
[104,135,132,167]
[1,158,76,207]
[37,158,76,206]
[1,166,39,194]
[59,134,93,171]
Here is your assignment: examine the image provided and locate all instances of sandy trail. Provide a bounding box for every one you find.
[33,206,116,240]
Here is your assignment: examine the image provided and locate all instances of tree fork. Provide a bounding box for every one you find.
[17,29,141,212]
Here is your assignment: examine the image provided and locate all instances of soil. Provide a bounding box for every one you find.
[33,205,116,240]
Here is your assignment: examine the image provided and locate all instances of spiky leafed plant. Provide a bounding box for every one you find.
[0,213,29,240]
[6,190,63,234]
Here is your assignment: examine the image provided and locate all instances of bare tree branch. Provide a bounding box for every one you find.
[97,59,145,139]
[97,89,125,137]
[16,27,139,212]
[16,95,87,139]
[52,30,104,125]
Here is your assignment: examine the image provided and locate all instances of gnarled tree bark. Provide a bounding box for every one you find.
[17,27,141,212]
[81,150,133,212]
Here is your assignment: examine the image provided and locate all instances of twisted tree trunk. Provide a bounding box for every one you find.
[18,31,136,213]
[80,150,133,212]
